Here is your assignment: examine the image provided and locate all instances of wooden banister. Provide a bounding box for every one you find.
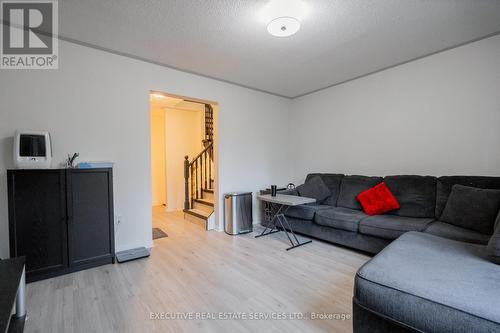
[189,142,213,166]
[184,142,214,211]
[184,104,214,211]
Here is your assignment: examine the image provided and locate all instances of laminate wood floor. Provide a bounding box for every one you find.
[25,206,370,333]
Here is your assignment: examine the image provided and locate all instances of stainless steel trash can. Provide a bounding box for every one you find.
[224,192,253,235]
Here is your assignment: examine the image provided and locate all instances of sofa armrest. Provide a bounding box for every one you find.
[487,212,500,264]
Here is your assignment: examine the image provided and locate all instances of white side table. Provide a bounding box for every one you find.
[256,194,314,250]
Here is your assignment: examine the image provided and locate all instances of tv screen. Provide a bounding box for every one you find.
[19,134,46,157]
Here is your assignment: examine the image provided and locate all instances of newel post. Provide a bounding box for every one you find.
[184,156,190,210]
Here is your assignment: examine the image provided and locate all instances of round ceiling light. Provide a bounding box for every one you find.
[267,17,301,37]
[260,0,308,38]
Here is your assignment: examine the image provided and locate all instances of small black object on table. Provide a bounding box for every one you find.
[256,194,314,250]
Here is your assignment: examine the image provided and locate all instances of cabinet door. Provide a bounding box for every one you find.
[8,170,68,277]
[67,169,114,266]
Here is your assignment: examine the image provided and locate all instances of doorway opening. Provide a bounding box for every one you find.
[150,91,218,232]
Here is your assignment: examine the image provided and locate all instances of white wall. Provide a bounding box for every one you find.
[0,39,292,259]
[3,33,498,260]
[289,34,500,183]
[164,107,203,211]
[150,105,166,207]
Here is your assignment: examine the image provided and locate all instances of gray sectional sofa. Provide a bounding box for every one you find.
[269,173,500,253]
[263,173,500,333]
[353,231,500,333]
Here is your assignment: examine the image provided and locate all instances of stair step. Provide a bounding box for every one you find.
[193,198,214,207]
[193,199,214,213]
[201,189,214,201]
[184,208,210,220]
[184,208,214,230]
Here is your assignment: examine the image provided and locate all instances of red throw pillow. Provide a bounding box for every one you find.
[357,182,400,216]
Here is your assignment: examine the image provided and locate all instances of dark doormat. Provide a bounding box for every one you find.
[153,228,168,240]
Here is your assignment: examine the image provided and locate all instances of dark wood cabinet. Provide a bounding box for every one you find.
[8,168,115,282]
[8,170,67,278]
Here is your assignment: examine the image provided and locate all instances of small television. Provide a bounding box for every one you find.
[14,130,52,169]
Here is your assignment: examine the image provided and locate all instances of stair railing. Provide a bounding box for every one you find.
[184,142,213,210]
[204,104,214,144]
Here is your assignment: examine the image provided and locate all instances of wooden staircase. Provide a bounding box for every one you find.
[183,104,215,230]
[184,187,214,229]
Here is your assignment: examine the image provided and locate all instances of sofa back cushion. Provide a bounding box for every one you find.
[305,173,344,206]
[383,175,437,218]
[440,185,500,235]
[296,176,331,203]
[337,175,383,210]
[436,176,500,218]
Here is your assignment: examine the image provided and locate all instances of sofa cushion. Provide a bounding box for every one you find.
[296,176,331,202]
[357,182,400,216]
[285,204,331,221]
[314,207,367,232]
[383,175,436,218]
[337,175,383,210]
[436,176,500,218]
[440,185,500,235]
[359,214,433,240]
[305,173,344,206]
[279,216,391,254]
[354,232,500,332]
[424,221,491,245]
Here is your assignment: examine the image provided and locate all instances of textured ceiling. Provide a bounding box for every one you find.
[56,0,500,98]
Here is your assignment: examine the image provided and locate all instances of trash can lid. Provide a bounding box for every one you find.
[225,191,252,197]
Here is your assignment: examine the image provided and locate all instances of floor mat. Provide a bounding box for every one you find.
[152,228,168,240]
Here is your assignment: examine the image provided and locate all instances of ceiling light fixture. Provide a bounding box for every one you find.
[261,0,308,37]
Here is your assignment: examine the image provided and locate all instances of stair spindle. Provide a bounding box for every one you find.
[195,160,198,199]
[204,151,207,190]
[200,154,203,200]
[184,156,190,210]
[191,163,194,207]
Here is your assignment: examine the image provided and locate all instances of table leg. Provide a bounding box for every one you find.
[285,240,312,251]
[256,203,312,250]
[277,214,313,250]
[280,214,306,244]
[275,213,294,245]
[255,204,285,238]
[15,266,26,318]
